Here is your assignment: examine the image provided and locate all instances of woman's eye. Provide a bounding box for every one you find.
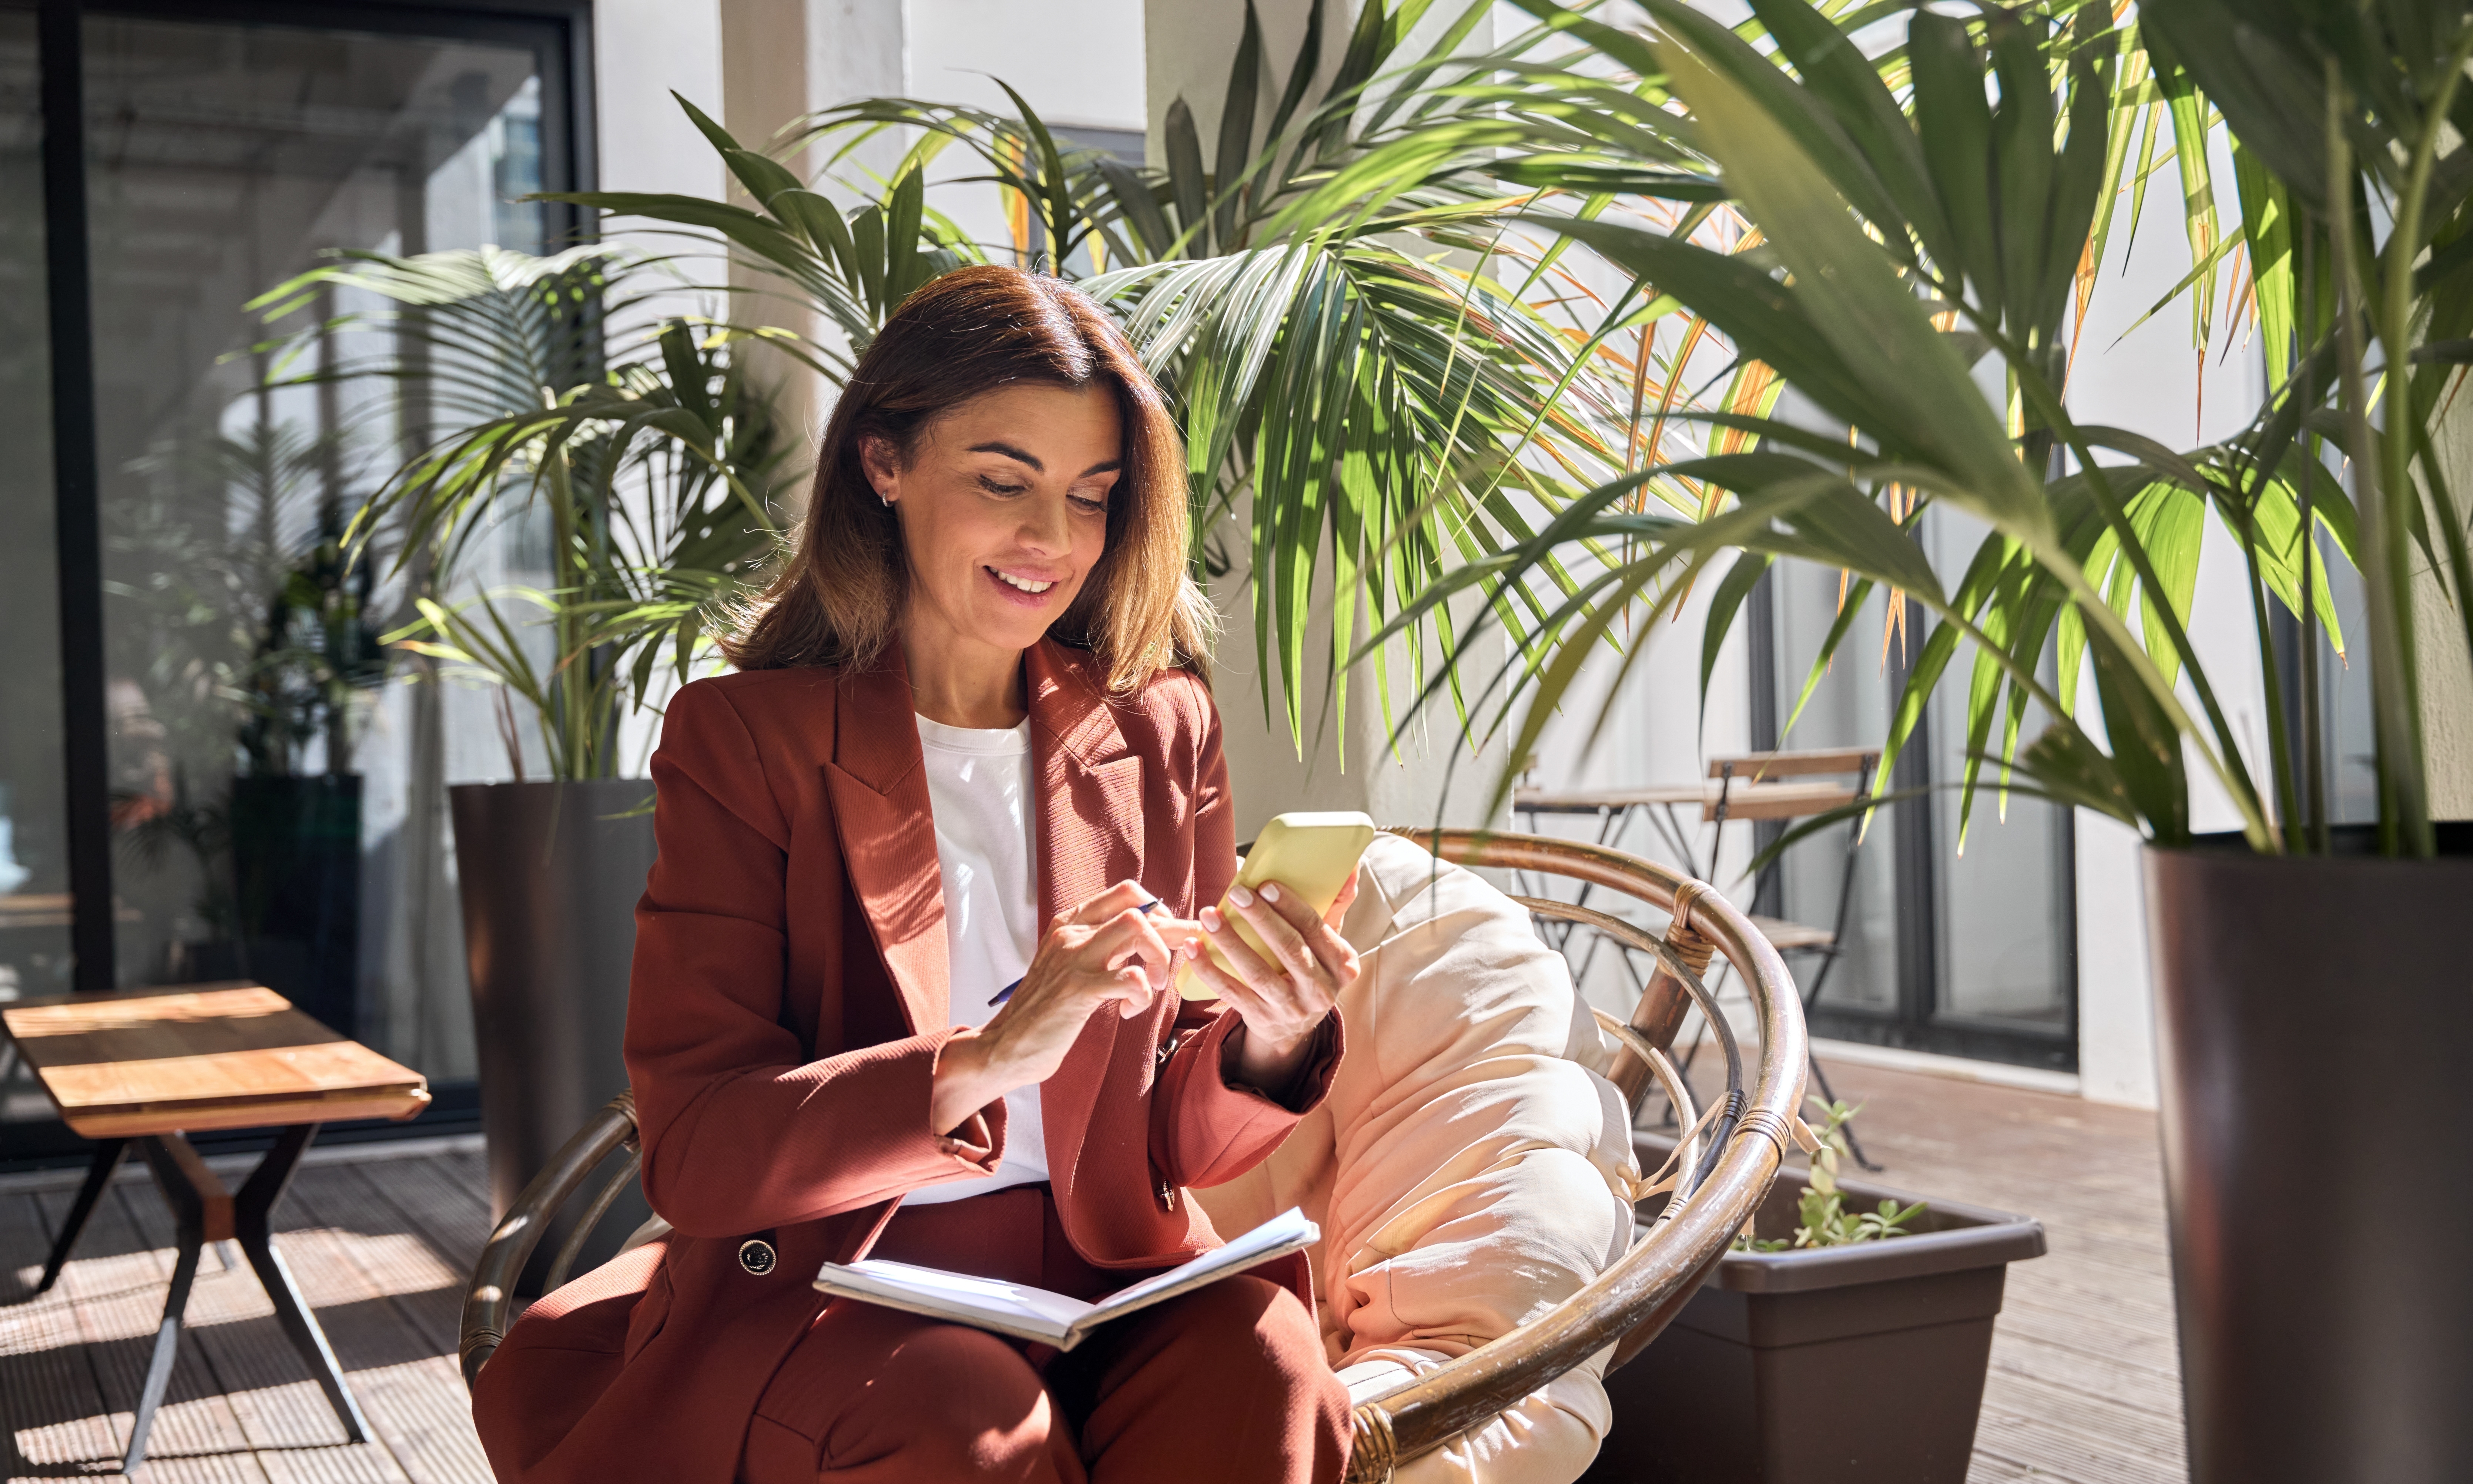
[978,475,1028,497]
[1069,493,1109,514]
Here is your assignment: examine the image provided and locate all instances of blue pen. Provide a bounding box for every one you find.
[990,899,1169,1005]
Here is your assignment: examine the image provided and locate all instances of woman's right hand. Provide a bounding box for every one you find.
[927,880,1201,1137]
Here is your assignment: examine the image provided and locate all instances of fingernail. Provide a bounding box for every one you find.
[1201,906,1222,931]
[1227,884,1255,907]
[1261,882,1282,903]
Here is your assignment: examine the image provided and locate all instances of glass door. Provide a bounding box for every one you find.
[0,7,74,1112]
[4,1,582,1165]
[1755,510,2078,1072]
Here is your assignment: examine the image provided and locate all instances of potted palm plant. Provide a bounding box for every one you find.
[552,0,1642,755]
[1329,0,2472,1477]
[251,245,801,1272]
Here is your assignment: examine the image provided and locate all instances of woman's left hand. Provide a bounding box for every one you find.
[1186,872,1361,1098]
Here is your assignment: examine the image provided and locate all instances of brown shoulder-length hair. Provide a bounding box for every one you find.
[722,265,1216,693]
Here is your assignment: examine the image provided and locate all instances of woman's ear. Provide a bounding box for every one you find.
[858,434,900,505]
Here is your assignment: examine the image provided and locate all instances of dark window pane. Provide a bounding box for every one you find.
[1767,507,2075,1066]
[0,9,74,1020]
[85,13,548,1084]
[1921,510,2074,1043]
[1767,567,1905,1016]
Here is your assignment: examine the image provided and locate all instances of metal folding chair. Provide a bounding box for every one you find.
[1705,748,1881,1168]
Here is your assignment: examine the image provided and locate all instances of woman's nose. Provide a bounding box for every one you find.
[1018,492,1071,552]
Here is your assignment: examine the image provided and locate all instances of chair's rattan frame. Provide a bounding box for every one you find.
[457,828,1807,1483]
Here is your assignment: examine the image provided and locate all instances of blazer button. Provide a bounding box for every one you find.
[737,1237,777,1276]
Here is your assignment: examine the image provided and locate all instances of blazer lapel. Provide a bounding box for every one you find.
[1026,639,1147,1196]
[824,655,948,1037]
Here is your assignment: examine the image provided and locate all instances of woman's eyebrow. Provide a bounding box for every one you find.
[967,440,1044,471]
[966,442,1123,479]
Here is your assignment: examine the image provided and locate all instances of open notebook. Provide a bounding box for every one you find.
[812,1207,1318,1352]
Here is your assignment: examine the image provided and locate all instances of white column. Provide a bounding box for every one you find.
[1145,0,1307,165]
[1147,0,1515,840]
[808,0,911,118]
[2075,810,2159,1107]
[2422,403,2473,820]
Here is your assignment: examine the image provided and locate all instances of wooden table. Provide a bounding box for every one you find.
[1,983,430,1473]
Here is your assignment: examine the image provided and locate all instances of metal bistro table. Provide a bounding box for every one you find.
[1514,753,1884,1165]
[1,983,430,1473]
[1511,777,1852,958]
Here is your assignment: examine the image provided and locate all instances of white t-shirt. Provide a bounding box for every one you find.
[902,712,1050,1204]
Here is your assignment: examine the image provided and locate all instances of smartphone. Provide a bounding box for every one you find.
[1177,811,1379,1000]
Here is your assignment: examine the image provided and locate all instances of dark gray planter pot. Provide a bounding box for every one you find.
[230,773,363,1040]
[2146,825,2473,1484]
[1586,1136,2044,1483]
[449,779,658,1292]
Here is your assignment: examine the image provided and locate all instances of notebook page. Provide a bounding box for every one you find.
[1088,1207,1319,1318]
[836,1259,1096,1332]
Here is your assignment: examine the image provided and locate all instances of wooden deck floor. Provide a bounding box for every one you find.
[1812,1060,2188,1484]
[0,1065,2184,1483]
[0,1138,495,1483]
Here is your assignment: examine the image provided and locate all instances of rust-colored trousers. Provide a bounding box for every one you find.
[737,1186,1351,1483]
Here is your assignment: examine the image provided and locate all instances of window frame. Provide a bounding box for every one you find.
[6,0,593,1167]
[1746,572,2083,1074]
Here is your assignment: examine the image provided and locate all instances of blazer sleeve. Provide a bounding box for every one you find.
[624,681,1003,1238]
[1147,677,1345,1191]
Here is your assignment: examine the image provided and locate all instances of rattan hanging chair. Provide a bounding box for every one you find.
[459,827,1807,1483]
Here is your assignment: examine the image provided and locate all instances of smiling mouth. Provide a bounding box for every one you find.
[988,567,1057,595]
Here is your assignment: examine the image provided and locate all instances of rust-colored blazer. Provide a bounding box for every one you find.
[469,639,1340,1484]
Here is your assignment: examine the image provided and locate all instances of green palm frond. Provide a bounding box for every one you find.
[252,248,795,779]
[1345,0,2472,856]
[565,0,1657,756]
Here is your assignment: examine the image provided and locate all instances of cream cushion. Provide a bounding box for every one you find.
[1192,833,1639,1484]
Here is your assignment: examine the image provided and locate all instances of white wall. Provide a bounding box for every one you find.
[911,0,1145,129]
[597,0,728,199]
[2054,132,2271,1108]
[596,0,727,772]
[1145,0,1319,164]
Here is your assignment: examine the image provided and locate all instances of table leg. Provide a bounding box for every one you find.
[126,1137,210,1474]
[235,1124,370,1445]
[32,1137,126,1295]
[120,1126,370,1473]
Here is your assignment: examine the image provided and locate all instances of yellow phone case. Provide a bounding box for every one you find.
[1177,811,1379,1000]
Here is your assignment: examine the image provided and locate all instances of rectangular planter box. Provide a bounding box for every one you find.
[1581,1134,2045,1484]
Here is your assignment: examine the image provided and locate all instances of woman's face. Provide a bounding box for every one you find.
[865,382,1123,661]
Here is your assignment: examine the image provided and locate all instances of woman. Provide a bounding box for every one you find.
[470,265,1359,1484]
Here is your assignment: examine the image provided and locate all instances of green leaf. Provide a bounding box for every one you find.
[1909,11,2001,309]
[1214,1,1266,253]
[1649,28,2052,542]
[2086,621,2190,843]
[1164,98,1211,255]
[1699,551,1772,731]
